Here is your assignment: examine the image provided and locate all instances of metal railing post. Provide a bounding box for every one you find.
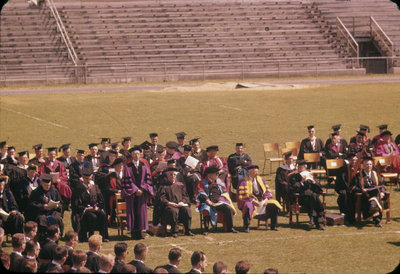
[203,62,205,81]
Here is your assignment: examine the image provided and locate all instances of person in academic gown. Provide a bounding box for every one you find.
[28,144,46,168]
[227,143,252,191]
[288,160,325,230]
[275,151,295,209]
[13,164,40,213]
[149,133,160,161]
[104,158,124,226]
[159,167,194,237]
[175,132,187,155]
[165,141,182,161]
[57,144,75,171]
[69,149,92,190]
[325,133,347,159]
[0,177,24,235]
[196,167,238,234]
[85,143,101,172]
[39,147,72,210]
[348,131,373,157]
[121,146,153,239]
[190,138,207,162]
[202,146,229,190]
[351,157,388,227]
[177,145,202,202]
[27,174,64,236]
[119,137,132,162]
[298,125,325,163]
[375,130,400,157]
[237,165,281,232]
[71,170,108,242]
[324,124,348,150]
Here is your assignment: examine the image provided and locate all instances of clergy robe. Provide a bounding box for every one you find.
[237,175,280,229]
[375,141,400,157]
[159,180,192,233]
[39,159,72,200]
[27,185,64,235]
[121,161,153,232]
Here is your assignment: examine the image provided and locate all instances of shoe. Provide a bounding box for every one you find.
[316,226,325,231]
[202,231,209,236]
[271,227,278,231]
[375,222,382,228]
[231,228,239,233]
[185,231,195,236]
[244,227,250,233]
[172,233,178,238]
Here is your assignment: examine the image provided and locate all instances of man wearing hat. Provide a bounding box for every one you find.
[190,138,207,162]
[158,167,194,237]
[29,144,46,167]
[119,137,132,161]
[57,144,75,171]
[85,143,100,172]
[325,133,347,159]
[351,157,388,227]
[375,131,399,157]
[14,164,40,213]
[348,131,373,157]
[26,173,64,236]
[165,141,182,161]
[149,133,160,161]
[275,151,296,211]
[202,145,229,190]
[17,151,29,170]
[372,125,388,147]
[0,177,24,235]
[177,145,202,202]
[349,124,371,145]
[288,160,325,230]
[106,157,124,226]
[237,165,281,232]
[69,149,92,190]
[39,147,72,211]
[227,143,252,192]
[121,146,153,239]
[325,124,348,150]
[298,125,324,161]
[196,166,238,235]
[175,132,187,155]
[71,170,109,242]
[0,141,8,162]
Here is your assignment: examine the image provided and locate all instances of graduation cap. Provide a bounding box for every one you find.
[297,159,307,166]
[204,166,220,175]
[332,124,341,131]
[129,145,142,153]
[167,159,176,165]
[40,173,52,182]
[59,144,70,152]
[331,133,339,137]
[206,145,219,152]
[183,145,192,152]
[175,132,186,139]
[165,167,178,173]
[122,137,131,143]
[140,141,152,150]
[100,138,111,143]
[18,151,29,158]
[359,124,370,133]
[76,149,85,154]
[108,150,118,155]
[283,151,293,160]
[88,143,98,149]
[27,164,37,171]
[307,125,314,130]
[246,165,259,170]
[110,142,119,149]
[111,158,124,167]
[380,130,392,137]
[156,146,165,154]
[236,143,244,147]
[47,147,57,153]
[149,133,158,138]
[356,131,366,137]
[0,141,7,148]
[166,141,178,149]
[377,124,388,130]
[363,156,374,162]
[32,144,43,150]
[189,138,200,145]
[7,146,15,151]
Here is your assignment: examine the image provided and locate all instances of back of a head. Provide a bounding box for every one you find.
[88,234,102,250]
[72,250,87,266]
[53,246,68,261]
[235,260,252,274]
[25,239,38,254]
[121,263,137,273]
[64,231,77,243]
[213,261,228,274]
[154,266,169,273]
[191,251,205,267]
[114,242,128,257]
[134,242,147,256]
[24,258,38,272]
[264,268,279,274]
[168,247,182,262]
[99,253,115,270]
[11,233,25,249]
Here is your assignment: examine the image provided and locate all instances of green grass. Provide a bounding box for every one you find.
[0,81,400,273]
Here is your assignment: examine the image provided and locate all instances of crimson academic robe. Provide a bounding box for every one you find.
[121,162,153,232]
[375,141,400,157]
[39,159,72,199]
[326,143,347,159]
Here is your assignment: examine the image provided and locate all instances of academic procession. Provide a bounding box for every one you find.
[0,124,399,273]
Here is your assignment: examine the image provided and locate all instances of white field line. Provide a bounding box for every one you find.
[219,105,243,112]
[2,107,69,129]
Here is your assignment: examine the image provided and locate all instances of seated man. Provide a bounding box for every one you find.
[10,233,27,272]
[38,224,60,262]
[371,124,388,147]
[28,144,46,168]
[57,144,75,171]
[375,130,399,157]
[165,141,182,161]
[69,149,92,190]
[275,151,295,208]
[71,170,108,242]
[14,164,40,214]
[202,146,229,189]
[325,124,348,150]
[196,166,238,235]
[227,143,252,191]
[348,131,373,157]
[237,165,281,232]
[190,138,207,162]
[158,167,194,238]
[325,133,347,159]
[0,177,24,235]
[351,157,388,227]
[288,160,325,230]
[26,174,64,236]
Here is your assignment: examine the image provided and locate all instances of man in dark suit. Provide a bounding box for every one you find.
[65,250,87,273]
[38,224,60,262]
[156,247,182,274]
[38,246,68,272]
[186,251,207,274]
[64,230,78,268]
[9,233,26,272]
[111,242,128,273]
[128,242,152,273]
[85,234,102,273]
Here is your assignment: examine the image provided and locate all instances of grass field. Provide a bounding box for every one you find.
[0,79,400,273]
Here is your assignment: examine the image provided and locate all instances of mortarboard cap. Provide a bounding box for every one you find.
[206,145,219,152]
[32,144,43,150]
[347,153,357,159]
[88,143,98,149]
[156,146,165,154]
[189,138,200,145]
[149,133,158,138]
[40,173,52,182]
[204,166,220,175]
[307,125,314,130]
[47,147,57,153]
[140,143,150,150]
[76,149,85,154]
[297,159,307,166]
[331,133,339,137]
[283,151,293,159]
[359,124,370,133]
[7,146,15,151]
[129,145,142,153]
[380,130,392,137]
[110,142,119,149]
[0,141,6,148]
[165,167,178,173]
[378,124,388,130]
[236,143,244,147]
[122,137,131,143]
[175,132,186,139]
[356,131,366,137]
[59,144,71,152]
[246,165,259,170]
[18,151,29,157]
[363,156,373,162]
[27,164,37,171]
[166,141,178,149]
[82,169,92,177]
[332,124,341,131]
[111,158,124,167]
[101,138,111,143]
[183,145,192,152]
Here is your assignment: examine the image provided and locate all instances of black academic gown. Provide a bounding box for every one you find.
[275,164,294,206]
[0,189,24,235]
[227,152,252,190]
[298,137,324,160]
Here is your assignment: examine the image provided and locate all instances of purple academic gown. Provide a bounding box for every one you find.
[121,162,153,231]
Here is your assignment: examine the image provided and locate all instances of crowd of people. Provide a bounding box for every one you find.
[0,124,399,272]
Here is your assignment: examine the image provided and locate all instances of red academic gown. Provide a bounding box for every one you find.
[39,159,72,199]
[375,141,400,157]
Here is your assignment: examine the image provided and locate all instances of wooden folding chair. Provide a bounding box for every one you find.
[262,143,282,175]
[289,192,326,226]
[285,141,301,156]
[115,193,127,236]
[304,153,326,179]
[325,159,344,194]
[373,156,399,188]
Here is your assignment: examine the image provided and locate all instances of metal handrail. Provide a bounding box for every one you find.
[370,16,394,57]
[46,0,78,66]
[336,17,359,60]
